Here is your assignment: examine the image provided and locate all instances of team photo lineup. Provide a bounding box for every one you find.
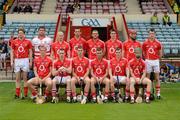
[9,26,163,104]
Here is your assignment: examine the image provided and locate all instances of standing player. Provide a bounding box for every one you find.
[105,30,123,60]
[123,29,141,61]
[142,28,163,99]
[27,44,52,101]
[128,47,152,104]
[51,31,70,59]
[90,47,110,103]
[71,45,90,104]
[11,27,33,98]
[87,30,105,60]
[51,48,72,103]
[69,28,87,58]
[32,26,52,58]
[109,47,130,102]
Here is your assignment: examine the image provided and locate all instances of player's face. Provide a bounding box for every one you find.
[130,32,137,40]
[39,47,47,55]
[57,33,64,41]
[110,31,116,40]
[149,31,155,40]
[115,50,122,58]
[58,50,65,57]
[92,31,99,39]
[96,50,103,58]
[77,48,83,56]
[135,50,142,59]
[18,31,25,40]
[74,29,81,37]
[38,28,46,36]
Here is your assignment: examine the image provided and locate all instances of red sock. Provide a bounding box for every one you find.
[130,91,134,98]
[32,90,37,96]
[105,92,109,97]
[111,92,115,97]
[16,88,20,96]
[66,89,71,97]
[84,91,88,97]
[156,86,160,95]
[52,89,56,97]
[45,90,50,97]
[146,91,151,97]
[72,92,76,97]
[125,89,130,96]
[24,87,28,96]
[91,92,96,98]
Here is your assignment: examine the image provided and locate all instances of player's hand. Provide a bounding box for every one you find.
[29,61,32,69]
[97,77,103,84]
[136,78,141,84]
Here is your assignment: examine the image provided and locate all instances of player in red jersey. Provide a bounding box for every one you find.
[71,45,90,104]
[27,44,52,101]
[51,48,72,103]
[123,29,141,61]
[51,31,70,59]
[10,27,33,98]
[128,48,151,104]
[105,30,123,60]
[142,28,163,99]
[87,30,105,60]
[109,47,130,102]
[69,28,87,58]
[90,47,109,103]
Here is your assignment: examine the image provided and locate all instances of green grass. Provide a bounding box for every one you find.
[0,82,180,120]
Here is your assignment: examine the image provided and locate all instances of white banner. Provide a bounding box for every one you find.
[72,18,110,27]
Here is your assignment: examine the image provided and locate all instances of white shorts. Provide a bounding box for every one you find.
[113,76,126,83]
[0,53,6,60]
[54,76,71,84]
[145,59,160,73]
[14,58,29,73]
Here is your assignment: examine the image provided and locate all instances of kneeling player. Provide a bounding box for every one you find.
[27,44,52,101]
[71,46,90,104]
[90,47,110,103]
[109,47,130,102]
[129,48,151,104]
[51,48,72,103]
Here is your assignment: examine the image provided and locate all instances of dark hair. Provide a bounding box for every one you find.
[110,29,116,33]
[38,26,46,31]
[149,28,155,33]
[18,27,25,33]
[96,47,102,51]
[115,47,121,51]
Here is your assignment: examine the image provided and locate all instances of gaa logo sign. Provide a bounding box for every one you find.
[81,19,101,27]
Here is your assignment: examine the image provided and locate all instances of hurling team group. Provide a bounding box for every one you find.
[9,26,162,104]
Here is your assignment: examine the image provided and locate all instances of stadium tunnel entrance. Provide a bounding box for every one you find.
[69,15,116,42]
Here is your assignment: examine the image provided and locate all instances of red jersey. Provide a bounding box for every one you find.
[53,58,71,76]
[91,58,108,77]
[105,39,123,60]
[142,39,162,60]
[11,38,32,58]
[123,40,141,61]
[69,37,87,57]
[128,58,146,78]
[34,56,52,79]
[86,39,105,59]
[72,56,89,77]
[110,57,128,76]
[51,41,70,59]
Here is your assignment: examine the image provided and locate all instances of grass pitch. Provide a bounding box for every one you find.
[0,82,180,120]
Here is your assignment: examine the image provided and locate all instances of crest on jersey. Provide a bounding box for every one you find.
[115,66,122,73]
[18,45,25,53]
[96,68,102,75]
[77,66,83,72]
[134,68,140,75]
[39,65,45,72]
[91,47,96,54]
[148,47,155,54]
[109,47,115,54]
[129,47,134,53]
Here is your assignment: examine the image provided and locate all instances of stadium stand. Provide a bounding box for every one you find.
[12,0,43,13]
[55,0,128,14]
[0,22,56,40]
[139,0,169,14]
[127,22,180,57]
